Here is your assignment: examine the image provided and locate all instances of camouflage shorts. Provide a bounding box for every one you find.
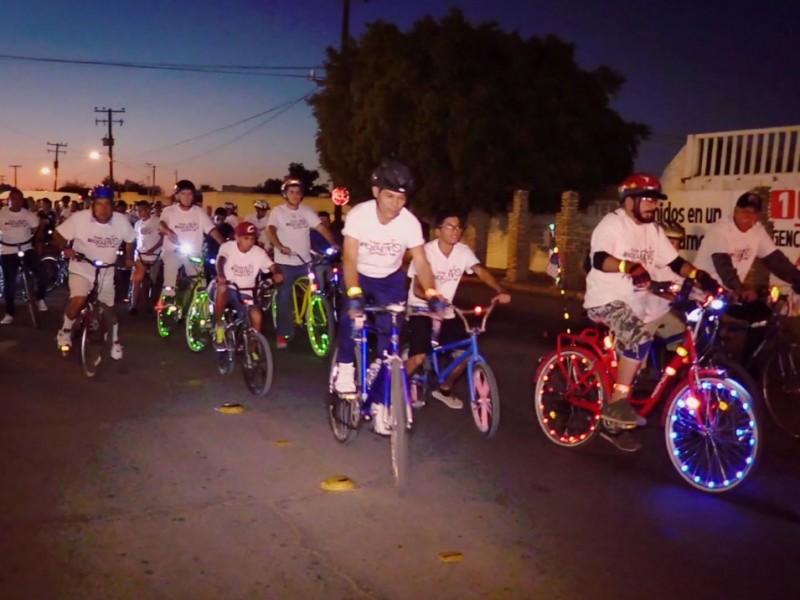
[586,301,653,354]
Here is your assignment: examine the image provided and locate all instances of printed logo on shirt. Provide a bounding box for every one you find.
[435,266,463,283]
[3,219,31,229]
[622,248,655,265]
[230,264,255,277]
[87,234,122,249]
[360,240,404,256]
[731,247,753,264]
[173,222,200,232]
[284,217,309,230]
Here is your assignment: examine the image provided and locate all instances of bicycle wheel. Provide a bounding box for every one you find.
[389,360,409,494]
[402,346,433,409]
[242,329,274,396]
[762,342,800,438]
[533,347,605,447]
[216,324,236,376]
[665,376,760,492]
[80,304,109,378]
[185,292,211,353]
[306,294,335,357]
[156,294,179,338]
[327,347,361,444]
[22,270,39,328]
[470,360,500,439]
[41,256,63,293]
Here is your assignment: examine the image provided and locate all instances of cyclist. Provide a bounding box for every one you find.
[333,161,443,430]
[211,221,283,348]
[405,211,510,409]
[223,202,240,227]
[36,198,58,255]
[584,174,718,439]
[244,200,270,236]
[129,200,163,315]
[53,185,135,357]
[158,180,225,304]
[694,191,800,359]
[205,207,235,280]
[267,177,338,348]
[0,187,48,323]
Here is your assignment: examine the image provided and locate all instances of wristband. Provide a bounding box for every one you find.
[618,259,627,274]
[346,286,363,298]
[688,269,698,280]
[424,288,438,299]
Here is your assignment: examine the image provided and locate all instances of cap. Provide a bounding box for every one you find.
[735,192,762,212]
[236,221,257,237]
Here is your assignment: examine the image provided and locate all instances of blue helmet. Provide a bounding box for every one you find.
[91,185,115,200]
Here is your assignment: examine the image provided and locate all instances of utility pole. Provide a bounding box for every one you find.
[9,165,21,188]
[47,141,67,192]
[0,175,6,185]
[146,163,156,201]
[94,107,125,188]
[174,169,178,185]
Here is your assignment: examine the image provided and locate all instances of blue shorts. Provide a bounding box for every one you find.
[208,282,254,319]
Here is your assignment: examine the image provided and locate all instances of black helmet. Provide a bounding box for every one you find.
[371,160,415,195]
[174,179,196,193]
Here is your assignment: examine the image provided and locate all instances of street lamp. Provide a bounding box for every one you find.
[40,166,51,175]
[89,150,101,160]
[146,162,156,201]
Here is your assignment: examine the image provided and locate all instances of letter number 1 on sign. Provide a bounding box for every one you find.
[770,190,798,221]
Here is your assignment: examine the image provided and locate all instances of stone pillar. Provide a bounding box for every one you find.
[506,190,531,283]
[464,210,490,265]
[555,191,589,291]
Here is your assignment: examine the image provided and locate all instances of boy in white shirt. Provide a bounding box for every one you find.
[130,200,163,315]
[405,211,510,408]
[267,178,337,348]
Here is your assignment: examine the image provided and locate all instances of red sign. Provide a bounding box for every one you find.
[332,187,350,206]
[770,189,798,220]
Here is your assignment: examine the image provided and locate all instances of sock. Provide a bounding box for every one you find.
[62,316,75,331]
[112,323,119,343]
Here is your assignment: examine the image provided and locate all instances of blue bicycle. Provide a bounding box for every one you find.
[407,299,502,439]
[327,303,412,494]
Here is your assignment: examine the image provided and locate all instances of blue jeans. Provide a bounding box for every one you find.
[275,263,308,338]
[337,269,406,364]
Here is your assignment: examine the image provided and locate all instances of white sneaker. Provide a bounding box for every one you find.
[371,403,391,436]
[0,315,14,325]
[432,388,464,409]
[56,328,72,349]
[334,362,356,394]
[37,300,48,312]
[110,342,123,360]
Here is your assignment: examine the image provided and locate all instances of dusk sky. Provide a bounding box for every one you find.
[1,0,797,193]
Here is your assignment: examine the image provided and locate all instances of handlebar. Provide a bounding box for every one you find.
[0,237,36,256]
[72,252,116,269]
[412,297,501,333]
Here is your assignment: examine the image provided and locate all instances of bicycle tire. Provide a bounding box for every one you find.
[156,294,176,338]
[533,347,605,447]
[241,329,274,396]
[665,376,760,492]
[402,345,433,409]
[762,342,800,438]
[470,359,500,439]
[22,269,39,329]
[216,324,236,376]
[80,304,108,378]
[390,360,409,494]
[327,347,361,444]
[41,256,63,293]
[185,292,211,353]
[306,294,335,357]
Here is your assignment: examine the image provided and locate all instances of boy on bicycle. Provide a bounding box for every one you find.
[405,211,510,408]
[129,200,163,315]
[53,186,135,358]
[211,222,283,348]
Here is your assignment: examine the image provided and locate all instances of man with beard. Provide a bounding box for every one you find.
[584,174,718,451]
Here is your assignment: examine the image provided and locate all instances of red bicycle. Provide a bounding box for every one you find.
[533,281,761,493]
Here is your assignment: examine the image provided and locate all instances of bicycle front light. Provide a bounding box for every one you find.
[179,244,192,256]
[710,298,725,311]
[686,307,703,323]
[209,258,216,265]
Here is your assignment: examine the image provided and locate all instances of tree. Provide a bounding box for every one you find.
[200,184,217,192]
[287,162,320,195]
[58,180,90,195]
[254,178,283,194]
[309,9,650,214]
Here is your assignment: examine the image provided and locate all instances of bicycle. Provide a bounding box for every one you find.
[215,280,275,396]
[407,299,502,439]
[40,253,67,293]
[155,247,209,353]
[0,237,43,328]
[326,303,412,494]
[60,254,116,378]
[269,249,337,357]
[533,280,761,493]
[128,251,162,313]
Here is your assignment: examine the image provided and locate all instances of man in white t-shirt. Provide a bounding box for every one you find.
[405,211,510,409]
[130,200,163,315]
[158,180,225,302]
[53,186,136,358]
[267,178,337,348]
[333,161,443,430]
[694,191,800,358]
[211,221,283,348]
[0,187,48,323]
[223,202,240,228]
[245,200,272,254]
[585,174,718,449]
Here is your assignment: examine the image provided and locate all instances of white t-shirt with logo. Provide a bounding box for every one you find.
[135,215,163,259]
[268,203,321,266]
[0,207,40,255]
[160,204,215,256]
[584,208,678,320]
[245,212,269,235]
[56,210,135,279]
[343,200,425,278]
[217,240,274,291]
[408,240,479,318]
[693,217,777,289]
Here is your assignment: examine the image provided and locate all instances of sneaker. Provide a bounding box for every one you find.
[276,335,289,349]
[0,315,13,325]
[601,400,646,428]
[334,362,356,394]
[432,388,463,410]
[600,430,642,453]
[214,325,226,350]
[37,300,48,312]
[371,403,391,436]
[110,342,123,360]
[56,328,72,350]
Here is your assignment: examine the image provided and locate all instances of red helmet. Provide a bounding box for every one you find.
[618,173,667,201]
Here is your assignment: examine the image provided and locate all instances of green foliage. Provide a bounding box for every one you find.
[255,163,322,195]
[309,9,650,215]
[200,184,217,192]
[57,180,89,195]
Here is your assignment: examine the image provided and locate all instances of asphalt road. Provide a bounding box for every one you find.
[1,284,799,600]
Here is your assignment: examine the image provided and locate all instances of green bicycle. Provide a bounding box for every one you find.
[156,249,211,352]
